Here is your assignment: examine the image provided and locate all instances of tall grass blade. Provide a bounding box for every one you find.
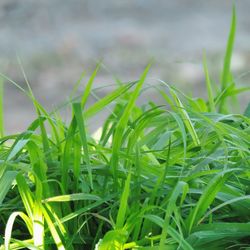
[221,5,236,89]
[116,171,131,229]
[16,173,34,220]
[170,89,200,146]
[73,102,93,189]
[32,201,44,248]
[159,181,188,249]
[61,117,76,191]
[81,63,101,108]
[219,5,236,112]
[42,206,66,250]
[203,51,216,112]
[110,64,150,184]
[4,212,32,250]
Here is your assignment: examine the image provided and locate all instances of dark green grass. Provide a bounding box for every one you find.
[0,6,250,250]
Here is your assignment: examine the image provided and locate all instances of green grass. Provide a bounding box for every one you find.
[0,7,250,250]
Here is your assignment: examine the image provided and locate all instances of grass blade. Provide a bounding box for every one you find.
[0,171,17,205]
[116,171,131,229]
[16,173,34,220]
[170,89,200,146]
[111,64,150,184]
[144,214,193,250]
[159,181,188,248]
[73,102,93,189]
[187,223,250,248]
[219,5,236,112]
[85,82,135,118]
[43,193,100,203]
[42,206,66,250]
[186,169,237,233]
[221,5,236,89]
[4,212,32,250]
[81,63,101,108]
[203,51,216,112]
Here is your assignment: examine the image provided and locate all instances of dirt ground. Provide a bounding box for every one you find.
[1,0,250,133]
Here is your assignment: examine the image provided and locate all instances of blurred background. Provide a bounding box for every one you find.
[1,0,250,133]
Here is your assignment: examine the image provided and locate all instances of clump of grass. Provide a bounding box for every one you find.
[0,6,250,250]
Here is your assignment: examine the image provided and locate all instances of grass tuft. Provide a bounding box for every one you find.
[0,6,250,250]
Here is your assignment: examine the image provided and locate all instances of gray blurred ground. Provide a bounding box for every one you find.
[0,0,250,133]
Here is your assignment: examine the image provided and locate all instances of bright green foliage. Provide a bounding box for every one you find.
[0,7,250,250]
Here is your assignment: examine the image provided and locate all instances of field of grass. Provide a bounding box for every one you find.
[0,7,250,250]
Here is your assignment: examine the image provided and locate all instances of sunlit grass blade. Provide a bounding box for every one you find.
[41,206,66,250]
[4,212,32,250]
[43,193,100,203]
[2,239,39,250]
[32,201,44,248]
